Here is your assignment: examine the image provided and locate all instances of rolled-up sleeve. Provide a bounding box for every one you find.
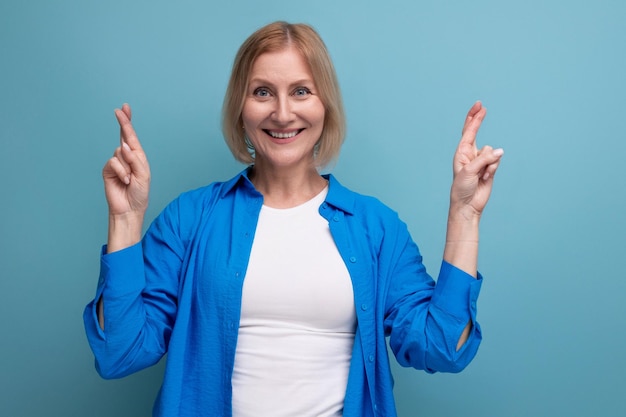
[383,219,483,374]
[83,198,184,379]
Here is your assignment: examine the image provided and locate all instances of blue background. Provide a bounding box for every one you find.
[1,0,625,415]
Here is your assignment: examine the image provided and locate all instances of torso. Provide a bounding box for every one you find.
[231,186,357,416]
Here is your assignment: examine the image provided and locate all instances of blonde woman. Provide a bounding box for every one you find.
[85,21,503,417]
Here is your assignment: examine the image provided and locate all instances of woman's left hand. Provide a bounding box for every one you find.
[449,101,504,218]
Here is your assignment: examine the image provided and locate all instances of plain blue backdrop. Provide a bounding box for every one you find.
[1,0,625,415]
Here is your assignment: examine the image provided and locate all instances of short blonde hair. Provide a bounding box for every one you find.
[222,21,346,168]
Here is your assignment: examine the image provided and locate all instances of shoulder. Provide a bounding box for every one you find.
[152,170,246,238]
[326,175,416,261]
[170,169,246,213]
[326,174,402,223]
[173,182,225,211]
[326,175,409,244]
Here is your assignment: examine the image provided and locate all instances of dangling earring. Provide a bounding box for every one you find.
[244,134,255,151]
[244,135,255,163]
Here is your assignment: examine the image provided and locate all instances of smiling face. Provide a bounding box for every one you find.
[241,46,326,173]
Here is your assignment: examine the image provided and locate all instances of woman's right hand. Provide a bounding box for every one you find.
[102,104,151,252]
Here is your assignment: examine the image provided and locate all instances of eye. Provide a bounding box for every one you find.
[253,87,272,98]
[293,87,311,97]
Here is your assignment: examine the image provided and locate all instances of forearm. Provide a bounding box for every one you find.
[100,212,145,329]
[97,298,104,330]
[388,259,482,370]
[85,289,165,378]
[85,223,180,378]
[442,205,482,350]
[107,212,144,253]
[443,206,480,278]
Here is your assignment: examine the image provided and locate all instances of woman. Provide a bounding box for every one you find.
[84,21,503,417]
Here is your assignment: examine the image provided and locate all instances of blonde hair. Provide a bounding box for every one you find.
[222,21,346,168]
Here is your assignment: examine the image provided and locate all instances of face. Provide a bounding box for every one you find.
[242,47,325,172]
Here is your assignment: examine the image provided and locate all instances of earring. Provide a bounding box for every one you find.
[244,134,255,150]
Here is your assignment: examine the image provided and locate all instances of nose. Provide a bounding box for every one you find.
[270,96,295,124]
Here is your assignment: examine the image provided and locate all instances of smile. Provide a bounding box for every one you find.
[264,129,303,139]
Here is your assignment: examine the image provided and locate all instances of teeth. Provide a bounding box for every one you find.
[268,130,299,139]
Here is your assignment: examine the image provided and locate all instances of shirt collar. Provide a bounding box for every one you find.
[219,166,356,215]
[218,167,257,198]
[322,173,356,215]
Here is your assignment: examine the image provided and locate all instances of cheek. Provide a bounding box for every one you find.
[314,109,326,130]
[241,101,265,127]
[305,101,326,127]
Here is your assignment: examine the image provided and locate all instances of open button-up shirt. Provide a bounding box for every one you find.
[84,168,483,417]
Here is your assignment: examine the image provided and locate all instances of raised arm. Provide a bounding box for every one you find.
[443,101,503,348]
[102,103,151,252]
[98,103,151,329]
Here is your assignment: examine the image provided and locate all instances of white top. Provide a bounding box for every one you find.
[232,186,357,417]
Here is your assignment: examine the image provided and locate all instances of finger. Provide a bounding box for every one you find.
[113,145,131,174]
[114,108,144,154]
[122,103,132,121]
[120,140,150,181]
[118,103,132,146]
[461,101,482,135]
[464,146,504,177]
[481,159,501,181]
[119,104,132,148]
[459,103,487,147]
[104,156,131,185]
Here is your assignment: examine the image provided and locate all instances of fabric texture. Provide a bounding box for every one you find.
[84,168,483,417]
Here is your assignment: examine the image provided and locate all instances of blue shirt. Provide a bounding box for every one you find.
[84,169,483,416]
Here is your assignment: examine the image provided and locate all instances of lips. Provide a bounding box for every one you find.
[264,129,304,139]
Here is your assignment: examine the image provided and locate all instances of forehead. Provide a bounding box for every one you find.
[248,47,314,83]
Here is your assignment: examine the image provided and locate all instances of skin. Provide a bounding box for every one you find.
[98,53,504,352]
[97,103,150,328]
[242,47,328,208]
[443,101,503,350]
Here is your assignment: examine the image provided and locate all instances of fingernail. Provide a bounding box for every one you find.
[122,142,131,152]
[493,148,504,157]
[124,175,130,185]
[482,172,490,181]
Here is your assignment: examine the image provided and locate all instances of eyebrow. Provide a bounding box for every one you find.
[248,78,315,88]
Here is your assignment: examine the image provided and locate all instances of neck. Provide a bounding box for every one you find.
[249,163,327,209]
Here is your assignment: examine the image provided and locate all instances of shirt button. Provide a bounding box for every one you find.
[349,256,357,263]
[471,301,476,309]
[321,203,328,209]
[361,304,367,311]
[333,216,339,222]
[368,355,374,362]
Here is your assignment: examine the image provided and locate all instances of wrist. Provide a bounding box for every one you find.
[107,212,145,253]
[448,202,482,224]
[444,216,480,278]
[446,205,480,244]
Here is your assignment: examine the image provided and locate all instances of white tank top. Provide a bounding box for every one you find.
[232,186,357,417]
